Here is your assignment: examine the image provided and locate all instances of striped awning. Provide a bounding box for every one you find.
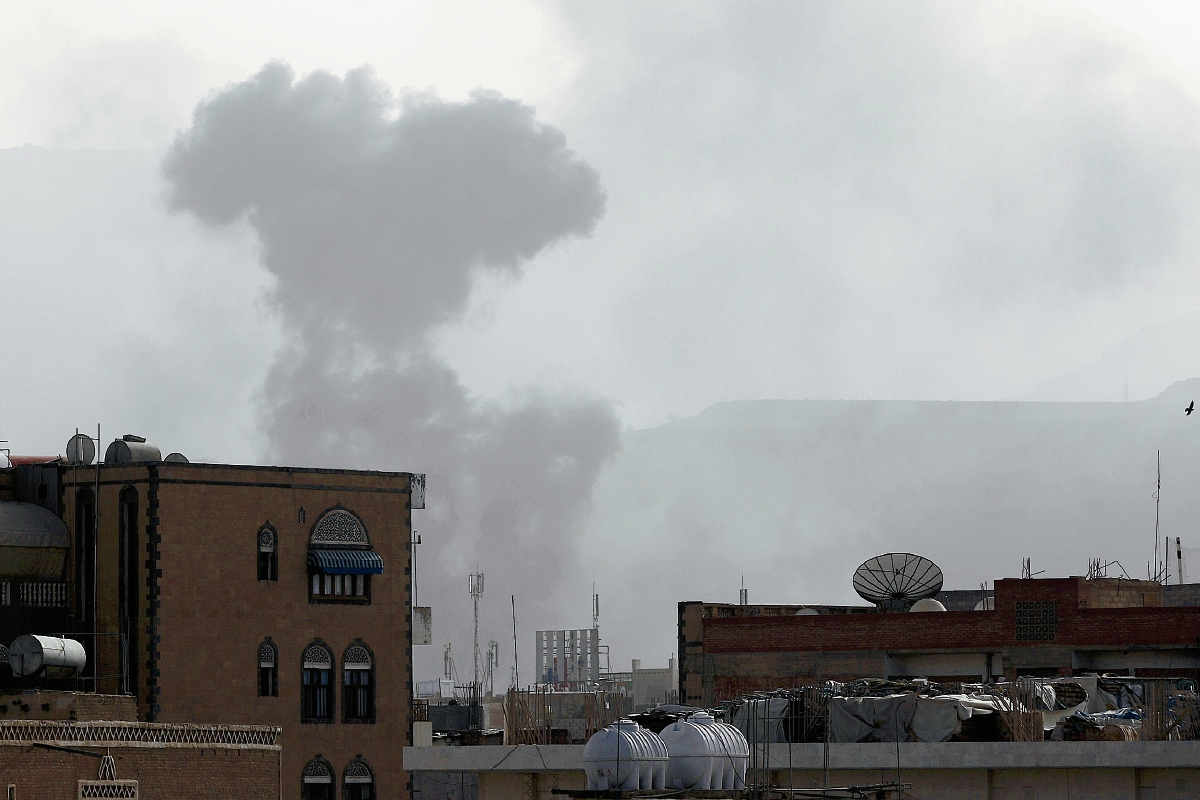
[307,549,384,575]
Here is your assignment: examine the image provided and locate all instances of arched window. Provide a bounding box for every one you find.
[258,638,277,697]
[307,507,383,604]
[343,641,375,723]
[117,487,139,699]
[257,523,278,582]
[301,756,334,800]
[301,642,334,722]
[343,757,375,800]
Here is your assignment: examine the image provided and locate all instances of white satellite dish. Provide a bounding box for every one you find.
[65,433,96,466]
[853,552,944,611]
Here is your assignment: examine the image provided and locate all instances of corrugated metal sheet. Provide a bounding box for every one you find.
[307,549,384,575]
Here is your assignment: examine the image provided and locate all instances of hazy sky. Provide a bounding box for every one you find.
[5,1,1200,681]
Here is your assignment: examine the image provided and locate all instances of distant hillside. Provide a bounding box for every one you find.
[1017,310,1200,402]
[579,380,1200,667]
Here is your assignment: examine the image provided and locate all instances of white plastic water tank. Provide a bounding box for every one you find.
[661,712,750,790]
[583,720,668,790]
[9,635,87,679]
[910,598,947,612]
[705,714,750,789]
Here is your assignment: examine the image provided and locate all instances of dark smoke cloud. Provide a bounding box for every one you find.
[164,62,618,680]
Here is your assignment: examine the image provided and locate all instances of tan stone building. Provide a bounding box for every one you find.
[0,689,282,798]
[6,445,427,799]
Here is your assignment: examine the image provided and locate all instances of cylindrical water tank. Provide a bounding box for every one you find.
[583,720,668,790]
[704,714,750,789]
[104,436,162,464]
[661,712,749,790]
[9,635,87,679]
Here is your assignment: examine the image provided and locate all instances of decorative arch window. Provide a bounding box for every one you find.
[343,641,375,723]
[307,507,383,604]
[301,756,334,800]
[258,638,278,697]
[257,523,278,582]
[343,757,375,800]
[301,642,334,723]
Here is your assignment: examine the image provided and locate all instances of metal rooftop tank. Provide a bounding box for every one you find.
[104,435,162,464]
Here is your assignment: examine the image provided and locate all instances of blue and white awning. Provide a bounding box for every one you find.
[308,549,384,575]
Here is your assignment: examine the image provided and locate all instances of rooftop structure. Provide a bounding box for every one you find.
[680,575,1200,705]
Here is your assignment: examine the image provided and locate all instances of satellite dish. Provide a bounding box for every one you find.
[164,453,190,463]
[65,434,96,466]
[853,552,944,611]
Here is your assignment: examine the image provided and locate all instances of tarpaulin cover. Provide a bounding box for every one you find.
[0,502,69,548]
[830,694,972,743]
[307,549,384,575]
[0,502,68,580]
[730,697,792,743]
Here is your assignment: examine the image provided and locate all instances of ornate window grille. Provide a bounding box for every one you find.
[257,523,278,582]
[310,509,370,546]
[343,643,375,723]
[258,639,278,697]
[302,643,334,722]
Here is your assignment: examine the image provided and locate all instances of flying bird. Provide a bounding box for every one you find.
[1187,401,1195,416]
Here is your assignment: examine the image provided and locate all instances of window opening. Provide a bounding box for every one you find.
[257,524,278,582]
[343,643,375,723]
[258,639,278,697]
[301,758,333,800]
[117,488,139,700]
[307,507,380,604]
[343,758,375,800]
[301,643,334,722]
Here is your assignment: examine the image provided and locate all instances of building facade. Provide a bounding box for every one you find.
[38,454,423,799]
[680,577,1200,705]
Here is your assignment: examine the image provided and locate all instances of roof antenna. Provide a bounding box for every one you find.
[1153,450,1162,582]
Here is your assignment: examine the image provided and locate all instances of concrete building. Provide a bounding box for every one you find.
[680,576,1200,705]
[630,656,677,711]
[404,741,1200,800]
[2,443,424,799]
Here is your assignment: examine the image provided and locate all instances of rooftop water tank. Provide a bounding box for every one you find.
[9,635,86,679]
[660,711,749,790]
[0,502,69,580]
[910,598,947,613]
[583,720,668,790]
[104,435,162,464]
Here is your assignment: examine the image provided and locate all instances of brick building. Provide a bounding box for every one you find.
[0,688,282,798]
[679,577,1200,704]
[1,443,424,799]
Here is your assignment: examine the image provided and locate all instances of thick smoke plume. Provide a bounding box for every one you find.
[164,63,618,680]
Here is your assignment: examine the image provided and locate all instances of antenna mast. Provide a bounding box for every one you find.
[1154,451,1162,582]
[511,595,519,689]
[469,572,484,690]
